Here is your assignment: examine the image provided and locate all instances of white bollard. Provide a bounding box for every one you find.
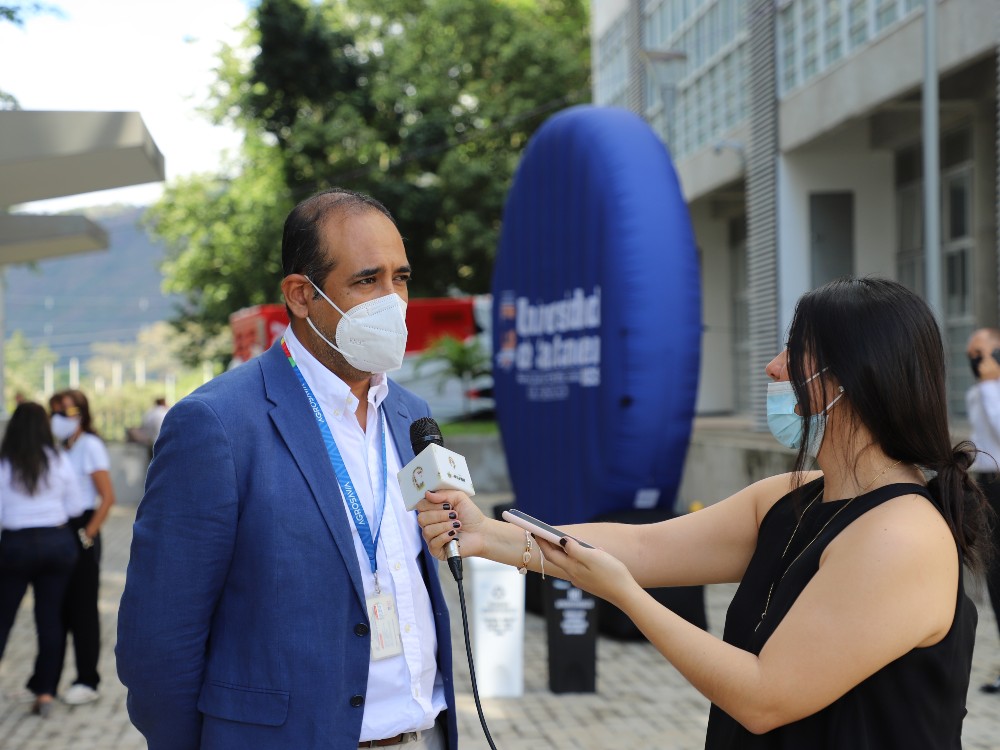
[468,556,525,697]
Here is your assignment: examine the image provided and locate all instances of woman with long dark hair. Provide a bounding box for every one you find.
[419,277,992,747]
[43,389,115,706]
[0,402,84,717]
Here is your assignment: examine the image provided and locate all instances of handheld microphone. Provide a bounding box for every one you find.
[405,418,498,750]
[402,417,475,579]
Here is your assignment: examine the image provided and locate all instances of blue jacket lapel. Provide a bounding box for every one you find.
[382,384,419,465]
[259,343,367,605]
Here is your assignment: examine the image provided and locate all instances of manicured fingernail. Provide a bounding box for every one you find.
[448,530,456,536]
[559,538,567,547]
[442,503,451,510]
[448,512,457,520]
[452,521,461,528]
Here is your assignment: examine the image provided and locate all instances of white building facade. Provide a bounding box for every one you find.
[592,0,999,435]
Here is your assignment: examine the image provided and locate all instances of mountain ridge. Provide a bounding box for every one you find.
[5,206,178,367]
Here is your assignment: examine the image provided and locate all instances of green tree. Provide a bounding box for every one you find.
[148,0,590,350]
[4,330,57,409]
[144,136,291,353]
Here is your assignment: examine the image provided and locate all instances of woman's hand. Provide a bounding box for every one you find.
[416,490,487,561]
[536,536,641,609]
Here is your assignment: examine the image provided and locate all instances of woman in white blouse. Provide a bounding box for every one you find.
[44,389,115,707]
[0,402,85,717]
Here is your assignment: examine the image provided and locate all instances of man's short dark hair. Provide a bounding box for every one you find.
[281,189,396,285]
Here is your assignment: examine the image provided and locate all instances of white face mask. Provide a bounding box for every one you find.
[306,278,408,374]
[51,414,81,442]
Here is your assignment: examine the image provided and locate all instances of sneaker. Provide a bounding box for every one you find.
[61,684,99,705]
[980,675,1000,694]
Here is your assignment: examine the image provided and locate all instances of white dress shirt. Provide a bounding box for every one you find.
[0,448,87,530]
[967,379,1000,474]
[283,327,446,741]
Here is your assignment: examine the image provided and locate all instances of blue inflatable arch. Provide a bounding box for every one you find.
[491,105,701,524]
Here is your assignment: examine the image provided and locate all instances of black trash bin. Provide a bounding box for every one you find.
[542,577,598,693]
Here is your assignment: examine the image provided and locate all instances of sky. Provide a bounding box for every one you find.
[1,0,250,213]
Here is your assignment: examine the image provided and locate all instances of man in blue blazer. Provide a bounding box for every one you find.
[117,189,459,749]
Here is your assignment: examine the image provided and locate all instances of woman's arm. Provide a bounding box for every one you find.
[418,471,814,588]
[84,469,115,540]
[543,492,957,733]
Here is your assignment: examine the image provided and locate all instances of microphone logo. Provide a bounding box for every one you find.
[411,467,425,491]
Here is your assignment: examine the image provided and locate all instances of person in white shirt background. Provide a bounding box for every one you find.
[140,397,169,449]
[0,402,86,717]
[965,327,1000,694]
[42,389,116,706]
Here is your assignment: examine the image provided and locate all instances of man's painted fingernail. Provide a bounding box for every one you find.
[559,538,568,547]
[452,522,461,528]
[448,530,456,536]
[448,512,457,519]
[442,503,451,510]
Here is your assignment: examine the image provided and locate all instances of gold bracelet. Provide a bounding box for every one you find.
[516,530,545,579]
[517,530,532,575]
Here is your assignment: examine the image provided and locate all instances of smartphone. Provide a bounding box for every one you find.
[501,508,594,549]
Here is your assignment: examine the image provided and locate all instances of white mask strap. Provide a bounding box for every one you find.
[306,277,348,317]
[305,315,347,358]
[824,386,846,413]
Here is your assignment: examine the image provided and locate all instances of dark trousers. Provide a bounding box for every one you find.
[979,474,1000,641]
[28,510,102,692]
[0,526,79,696]
[64,511,102,688]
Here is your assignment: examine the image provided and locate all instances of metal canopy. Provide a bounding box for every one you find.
[0,214,108,264]
[0,110,165,208]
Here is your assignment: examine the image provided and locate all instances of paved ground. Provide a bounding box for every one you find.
[0,497,998,749]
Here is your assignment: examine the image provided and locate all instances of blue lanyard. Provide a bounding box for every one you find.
[282,338,388,579]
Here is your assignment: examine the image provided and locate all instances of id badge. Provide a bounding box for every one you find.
[367,592,403,660]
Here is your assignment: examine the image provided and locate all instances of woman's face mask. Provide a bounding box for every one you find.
[51,413,81,442]
[766,369,844,456]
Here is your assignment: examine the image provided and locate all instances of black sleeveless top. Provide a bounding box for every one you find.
[704,479,977,750]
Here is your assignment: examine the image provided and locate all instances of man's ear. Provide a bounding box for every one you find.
[281,274,312,320]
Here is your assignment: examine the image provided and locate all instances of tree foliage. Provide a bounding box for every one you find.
[148,0,590,351]
[4,331,56,409]
[416,334,491,415]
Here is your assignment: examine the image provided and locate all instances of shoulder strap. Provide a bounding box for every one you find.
[830,481,934,530]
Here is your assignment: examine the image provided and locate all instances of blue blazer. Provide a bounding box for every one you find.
[116,342,458,749]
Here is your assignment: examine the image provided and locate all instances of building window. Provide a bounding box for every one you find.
[875,0,899,32]
[847,0,869,49]
[778,4,798,94]
[943,166,974,418]
[801,0,820,81]
[595,16,629,107]
[896,184,924,295]
[822,0,844,65]
[895,129,975,417]
[730,217,750,414]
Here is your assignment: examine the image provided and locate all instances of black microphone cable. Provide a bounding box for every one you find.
[446,553,499,750]
[409,417,499,750]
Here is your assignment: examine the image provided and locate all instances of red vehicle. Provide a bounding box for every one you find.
[229,297,485,362]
